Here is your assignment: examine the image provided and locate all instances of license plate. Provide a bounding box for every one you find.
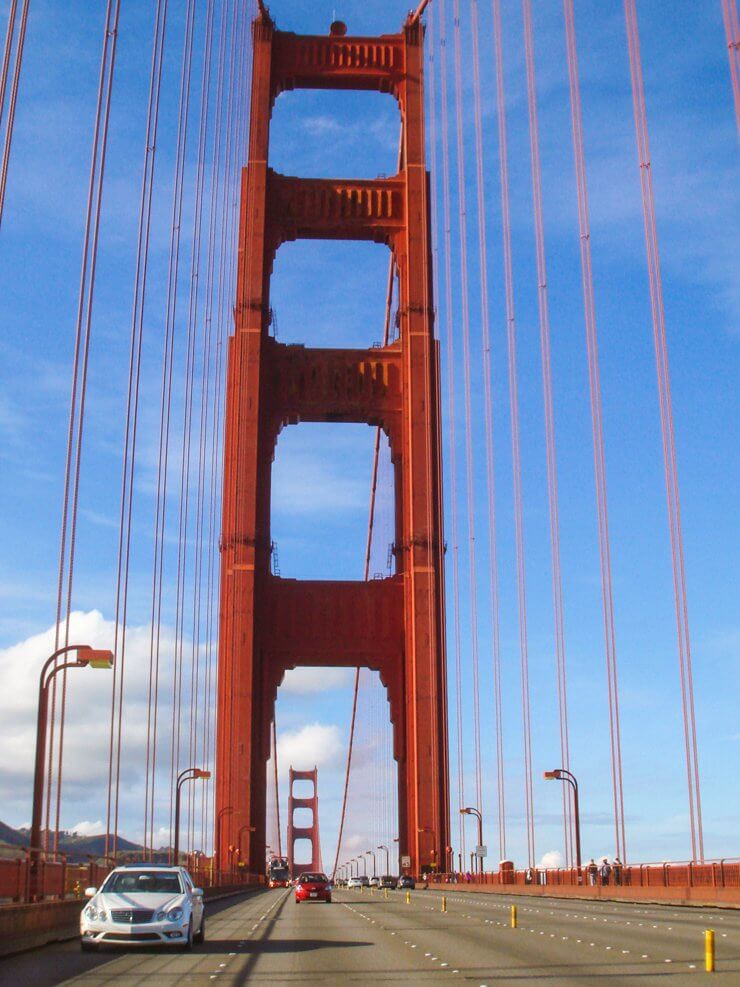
[309,892,317,898]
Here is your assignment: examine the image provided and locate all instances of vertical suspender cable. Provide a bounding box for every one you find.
[438,0,466,863]
[722,0,740,136]
[451,0,484,832]
[106,0,170,859]
[0,0,29,229]
[563,0,626,862]
[48,0,121,853]
[624,0,704,862]
[491,0,535,869]
[469,0,506,862]
[169,0,216,854]
[522,0,573,866]
[143,0,197,856]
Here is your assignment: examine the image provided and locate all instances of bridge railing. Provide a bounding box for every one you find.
[0,851,264,903]
[433,858,740,891]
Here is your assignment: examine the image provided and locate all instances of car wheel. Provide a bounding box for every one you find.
[80,939,96,953]
[194,914,205,945]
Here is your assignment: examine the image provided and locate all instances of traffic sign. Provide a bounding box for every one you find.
[401,855,411,868]
[475,845,487,858]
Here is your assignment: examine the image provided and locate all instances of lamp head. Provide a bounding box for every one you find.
[543,770,562,780]
[79,648,114,669]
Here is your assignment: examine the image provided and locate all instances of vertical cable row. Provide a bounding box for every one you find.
[491,0,535,869]
[624,0,704,862]
[0,0,29,229]
[522,0,573,866]
[563,0,626,862]
[722,0,740,136]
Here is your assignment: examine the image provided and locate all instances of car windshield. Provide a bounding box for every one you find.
[299,873,327,883]
[103,871,183,895]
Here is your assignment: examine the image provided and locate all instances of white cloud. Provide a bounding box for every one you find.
[281,667,353,695]
[538,849,564,869]
[0,610,203,848]
[276,723,344,777]
[71,820,104,836]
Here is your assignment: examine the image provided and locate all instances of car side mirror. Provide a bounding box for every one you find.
[84,887,97,898]
[192,888,204,896]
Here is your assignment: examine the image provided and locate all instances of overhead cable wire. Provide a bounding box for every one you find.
[470,0,506,862]
[143,0,198,857]
[722,0,740,136]
[438,0,466,864]
[563,0,626,862]
[451,0,484,844]
[522,0,573,866]
[48,0,121,854]
[0,0,29,229]
[624,0,704,862]
[491,0,535,870]
[106,0,170,859]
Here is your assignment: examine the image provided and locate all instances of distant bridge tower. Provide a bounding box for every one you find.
[215,9,449,877]
[287,767,322,876]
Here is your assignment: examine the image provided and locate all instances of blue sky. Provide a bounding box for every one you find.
[0,0,737,872]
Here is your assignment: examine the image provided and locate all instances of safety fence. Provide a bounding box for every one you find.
[434,859,740,891]
[0,850,263,904]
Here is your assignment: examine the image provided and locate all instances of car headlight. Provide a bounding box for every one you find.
[167,906,184,922]
[84,903,107,922]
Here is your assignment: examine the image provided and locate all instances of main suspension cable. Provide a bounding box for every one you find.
[0,0,29,230]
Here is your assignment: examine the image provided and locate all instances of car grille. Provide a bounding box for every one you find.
[103,932,161,941]
[111,909,154,924]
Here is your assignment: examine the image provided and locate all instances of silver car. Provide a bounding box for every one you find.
[80,864,205,950]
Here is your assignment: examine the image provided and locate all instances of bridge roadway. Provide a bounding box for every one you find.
[1,886,738,984]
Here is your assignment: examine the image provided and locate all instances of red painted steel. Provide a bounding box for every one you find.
[287,767,322,877]
[215,9,449,877]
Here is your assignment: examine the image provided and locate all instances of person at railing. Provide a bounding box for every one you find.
[612,857,623,886]
[587,859,598,885]
[599,858,611,886]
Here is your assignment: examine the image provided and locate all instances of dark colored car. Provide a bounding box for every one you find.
[379,875,396,889]
[396,875,415,890]
[294,872,332,904]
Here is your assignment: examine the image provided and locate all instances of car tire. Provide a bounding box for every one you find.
[80,939,96,953]
[194,915,205,945]
[179,918,193,951]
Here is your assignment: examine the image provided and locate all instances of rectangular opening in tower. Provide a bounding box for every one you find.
[269,239,397,349]
[271,422,395,580]
[271,89,400,180]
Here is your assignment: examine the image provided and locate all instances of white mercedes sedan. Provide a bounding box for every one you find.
[80,864,205,951]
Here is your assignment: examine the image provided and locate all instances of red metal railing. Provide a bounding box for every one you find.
[0,850,263,904]
[433,859,740,891]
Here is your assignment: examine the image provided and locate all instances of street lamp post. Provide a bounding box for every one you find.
[31,645,114,899]
[377,844,390,875]
[367,849,377,877]
[216,806,234,877]
[544,768,582,872]
[174,768,211,864]
[460,807,484,875]
[360,853,367,876]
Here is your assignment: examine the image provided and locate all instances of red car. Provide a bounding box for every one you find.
[294,872,332,904]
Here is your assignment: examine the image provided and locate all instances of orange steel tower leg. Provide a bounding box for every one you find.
[216,11,449,878]
[287,767,322,877]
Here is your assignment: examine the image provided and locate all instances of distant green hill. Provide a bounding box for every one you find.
[0,821,149,862]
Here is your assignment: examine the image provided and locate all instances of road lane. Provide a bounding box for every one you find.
[1,885,738,984]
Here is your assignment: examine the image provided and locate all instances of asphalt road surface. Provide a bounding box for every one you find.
[1,886,738,984]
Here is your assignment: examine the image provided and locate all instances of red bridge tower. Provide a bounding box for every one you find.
[215,9,449,877]
[287,767,322,877]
